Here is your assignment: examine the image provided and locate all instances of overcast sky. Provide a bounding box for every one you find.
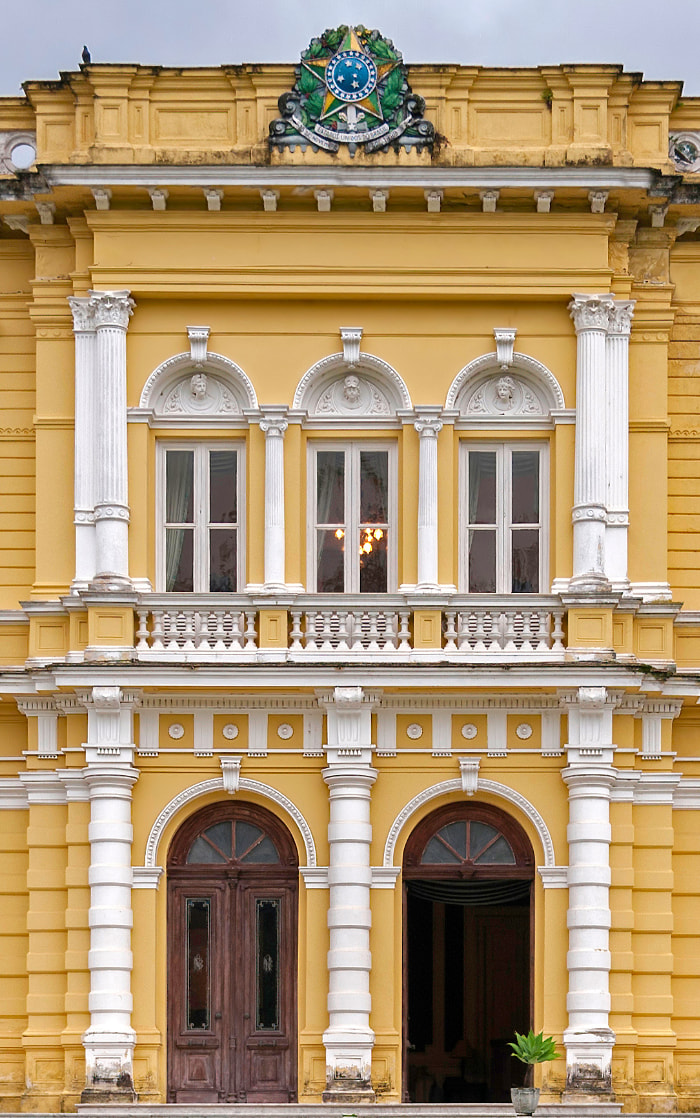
[2,0,698,97]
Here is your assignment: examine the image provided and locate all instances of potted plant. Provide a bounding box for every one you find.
[508,1029,558,1115]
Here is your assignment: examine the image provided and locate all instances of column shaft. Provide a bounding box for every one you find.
[569,294,615,590]
[68,297,97,588]
[91,291,134,588]
[260,410,288,590]
[415,412,442,590]
[605,301,634,588]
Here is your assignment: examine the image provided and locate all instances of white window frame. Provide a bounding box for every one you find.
[156,440,245,593]
[307,439,398,593]
[459,440,549,594]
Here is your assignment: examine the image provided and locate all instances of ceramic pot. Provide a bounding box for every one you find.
[511,1085,540,1115]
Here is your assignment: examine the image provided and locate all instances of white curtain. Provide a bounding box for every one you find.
[166,451,194,591]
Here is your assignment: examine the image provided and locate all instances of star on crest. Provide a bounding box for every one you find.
[302,26,398,125]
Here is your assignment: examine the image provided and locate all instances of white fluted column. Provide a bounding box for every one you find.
[605,300,635,589]
[320,686,377,1102]
[91,290,134,589]
[562,686,616,1096]
[260,408,288,591]
[81,685,138,1102]
[569,294,615,591]
[414,410,443,590]
[68,296,97,589]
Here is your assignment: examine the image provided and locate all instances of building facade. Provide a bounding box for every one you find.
[1,27,700,1114]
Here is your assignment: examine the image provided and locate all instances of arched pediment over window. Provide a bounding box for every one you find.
[294,351,412,426]
[446,351,566,424]
[138,350,257,423]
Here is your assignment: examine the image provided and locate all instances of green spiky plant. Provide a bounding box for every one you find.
[509,1029,558,1067]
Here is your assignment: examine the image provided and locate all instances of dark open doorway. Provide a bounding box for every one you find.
[403,803,534,1103]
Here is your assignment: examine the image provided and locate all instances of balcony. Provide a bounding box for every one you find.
[134,594,567,663]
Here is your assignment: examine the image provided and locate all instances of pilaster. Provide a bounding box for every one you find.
[90,290,134,591]
[319,686,378,1102]
[59,771,91,1106]
[259,408,289,592]
[569,293,615,591]
[68,295,97,590]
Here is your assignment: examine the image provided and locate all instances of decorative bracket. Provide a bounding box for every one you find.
[493,327,517,369]
[340,326,363,367]
[220,756,242,795]
[187,325,210,367]
[459,757,480,796]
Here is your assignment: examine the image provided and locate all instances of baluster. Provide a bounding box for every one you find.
[350,612,364,652]
[474,611,488,653]
[535,610,550,652]
[150,610,164,652]
[290,610,303,651]
[135,610,150,651]
[384,610,398,651]
[398,610,411,652]
[197,612,213,652]
[551,608,566,653]
[321,611,334,652]
[336,612,350,652]
[229,610,243,650]
[181,611,196,651]
[443,610,457,652]
[166,611,181,651]
[503,611,518,652]
[456,611,468,651]
[366,610,380,652]
[212,610,226,651]
[304,612,318,652]
[520,612,534,654]
[244,611,257,650]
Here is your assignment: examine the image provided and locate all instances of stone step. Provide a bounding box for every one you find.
[1,1108,633,1118]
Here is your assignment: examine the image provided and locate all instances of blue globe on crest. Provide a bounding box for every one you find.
[326,50,378,103]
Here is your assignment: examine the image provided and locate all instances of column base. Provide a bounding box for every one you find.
[81,1083,137,1104]
[322,1084,376,1103]
[569,572,612,593]
[81,1027,137,1103]
[89,573,133,592]
[564,1026,615,1096]
[322,1028,375,1103]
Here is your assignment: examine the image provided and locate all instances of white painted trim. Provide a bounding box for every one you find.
[382,776,556,868]
[143,776,317,868]
[446,351,565,412]
[293,350,411,413]
[0,778,29,808]
[132,866,164,889]
[538,865,568,888]
[300,866,402,889]
[139,349,257,412]
[45,165,659,189]
[674,778,700,809]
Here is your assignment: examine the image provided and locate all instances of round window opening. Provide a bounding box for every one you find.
[9,142,36,170]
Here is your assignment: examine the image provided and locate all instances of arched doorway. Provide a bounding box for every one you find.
[403,802,534,1103]
[167,801,298,1103]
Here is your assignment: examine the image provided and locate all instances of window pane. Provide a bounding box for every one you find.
[242,835,280,863]
[201,822,232,859]
[359,527,387,592]
[317,451,345,524]
[421,836,461,864]
[186,899,210,1029]
[187,836,227,864]
[166,450,194,523]
[210,451,237,523]
[209,528,237,592]
[468,451,497,524]
[256,898,280,1030]
[439,822,467,858]
[512,451,539,524]
[474,835,516,865]
[235,821,263,858]
[468,530,496,593]
[468,822,499,859]
[360,451,388,523]
[166,528,194,592]
[317,529,345,592]
[512,528,539,593]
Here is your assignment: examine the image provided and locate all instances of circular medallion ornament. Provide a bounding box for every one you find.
[406,723,423,740]
[222,723,239,740]
[168,723,185,740]
[461,723,478,740]
[326,50,378,103]
[277,723,294,740]
[516,723,533,740]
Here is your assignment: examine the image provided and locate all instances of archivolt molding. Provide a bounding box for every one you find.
[138,350,258,415]
[293,351,412,417]
[382,777,556,869]
[143,776,317,868]
[446,351,566,416]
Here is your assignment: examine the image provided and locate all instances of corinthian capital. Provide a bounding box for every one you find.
[568,293,615,333]
[90,289,135,329]
[67,295,97,333]
[607,299,635,336]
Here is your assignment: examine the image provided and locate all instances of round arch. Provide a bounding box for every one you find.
[143,777,317,869]
[382,778,556,869]
[445,351,565,416]
[293,350,412,417]
[139,350,258,415]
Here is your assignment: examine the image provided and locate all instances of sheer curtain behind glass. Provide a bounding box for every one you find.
[165,450,195,591]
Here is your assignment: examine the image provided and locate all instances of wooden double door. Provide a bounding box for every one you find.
[167,803,298,1103]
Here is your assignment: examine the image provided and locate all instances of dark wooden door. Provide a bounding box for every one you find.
[167,805,298,1103]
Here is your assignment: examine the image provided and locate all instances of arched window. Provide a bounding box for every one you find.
[403,802,534,881]
[185,818,281,865]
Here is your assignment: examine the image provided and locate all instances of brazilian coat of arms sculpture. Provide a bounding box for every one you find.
[269,26,435,155]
